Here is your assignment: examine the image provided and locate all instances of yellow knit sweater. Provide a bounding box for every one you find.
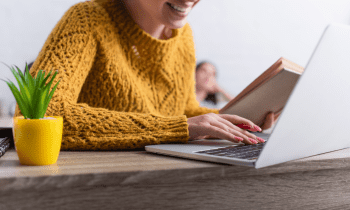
[14,0,219,150]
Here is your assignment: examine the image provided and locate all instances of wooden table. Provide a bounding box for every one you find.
[2,118,350,210]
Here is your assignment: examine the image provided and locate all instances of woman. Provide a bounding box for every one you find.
[14,0,276,150]
[195,61,234,108]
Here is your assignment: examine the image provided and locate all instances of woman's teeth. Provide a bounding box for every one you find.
[168,3,187,13]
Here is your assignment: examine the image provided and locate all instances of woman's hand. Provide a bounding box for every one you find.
[187,113,265,145]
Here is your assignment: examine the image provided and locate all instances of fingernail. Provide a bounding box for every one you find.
[257,137,265,143]
[236,124,251,129]
[254,125,262,132]
[249,138,258,144]
[234,136,243,141]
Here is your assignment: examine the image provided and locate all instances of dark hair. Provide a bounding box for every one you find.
[196,61,218,105]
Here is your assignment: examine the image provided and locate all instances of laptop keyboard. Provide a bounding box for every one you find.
[195,141,267,160]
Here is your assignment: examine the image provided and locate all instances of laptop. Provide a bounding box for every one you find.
[145,23,350,168]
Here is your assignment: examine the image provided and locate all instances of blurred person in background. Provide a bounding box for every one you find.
[195,61,234,109]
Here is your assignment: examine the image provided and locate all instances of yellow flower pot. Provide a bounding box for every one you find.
[12,116,63,166]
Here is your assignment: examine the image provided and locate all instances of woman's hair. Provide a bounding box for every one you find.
[196,61,218,105]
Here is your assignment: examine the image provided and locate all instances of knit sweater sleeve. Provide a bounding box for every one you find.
[14,3,189,150]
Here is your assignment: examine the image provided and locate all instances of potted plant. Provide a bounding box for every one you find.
[0,63,62,165]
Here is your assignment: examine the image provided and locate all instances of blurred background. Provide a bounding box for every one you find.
[1,0,350,117]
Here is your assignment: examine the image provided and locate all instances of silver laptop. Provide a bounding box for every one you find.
[145,23,350,168]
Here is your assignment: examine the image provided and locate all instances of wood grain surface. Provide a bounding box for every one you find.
[2,116,350,209]
[2,148,350,210]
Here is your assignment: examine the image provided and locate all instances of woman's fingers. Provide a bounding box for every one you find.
[219,114,262,132]
[213,115,264,144]
[187,113,266,144]
[208,118,261,144]
[233,123,265,143]
[205,125,245,143]
[218,114,265,143]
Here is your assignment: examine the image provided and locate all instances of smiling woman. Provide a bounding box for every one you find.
[14,0,271,151]
[121,0,200,40]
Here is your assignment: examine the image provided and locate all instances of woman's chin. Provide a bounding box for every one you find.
[164,19,188,29]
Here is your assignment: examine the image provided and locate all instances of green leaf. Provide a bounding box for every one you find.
[35,70,43,84]
[14,65,26,84]
[38,89,49,118]
[41,69,53,88]
[31,87,44,119]
[43,70,58,90]
[0,78,29,118]
[27,69,36,96]
[1,62,61,119]
[36,70,56,117]
[8,67,32,112]
[17,64,37,88]
[37,70,48,89]
[31,70,51,118]
[9,66,33,115]
[40,72,56,104]
[43,79,61,112]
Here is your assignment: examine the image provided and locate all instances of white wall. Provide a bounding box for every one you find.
[0,0,83,116]
[187,0,350,97]
[1,0,350,116]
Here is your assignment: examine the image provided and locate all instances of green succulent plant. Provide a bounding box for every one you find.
[0,63,61,119]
